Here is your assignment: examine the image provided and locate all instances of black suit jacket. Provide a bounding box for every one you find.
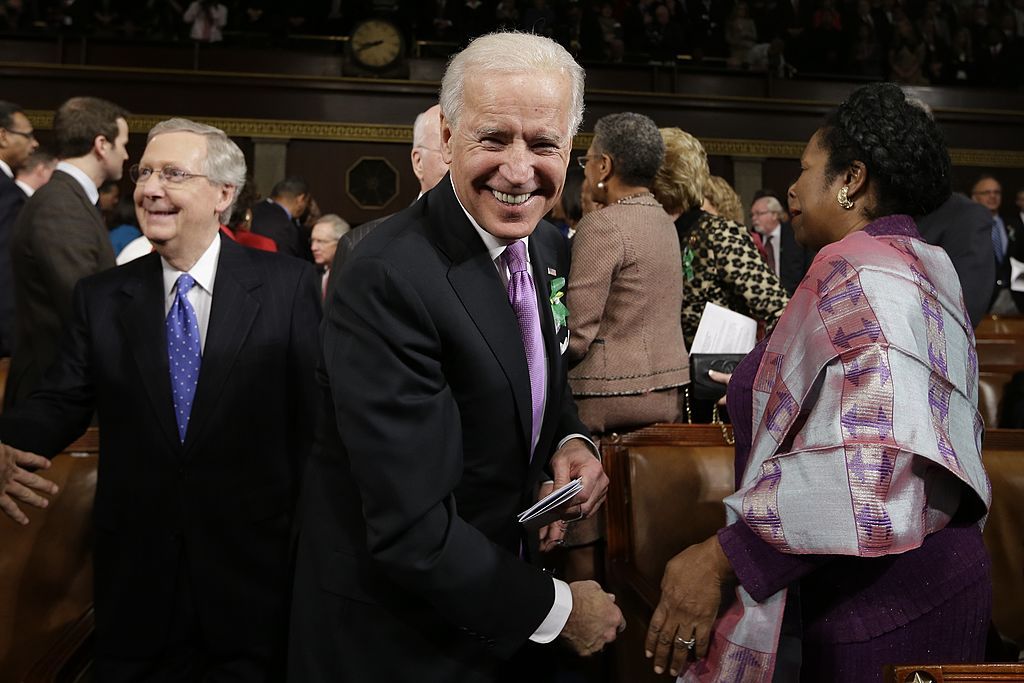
[6,170,115,408]
[0,237,320,664]
[0,171,26,356]
[251,198,307,259]
[290,177,587,682]
[916,193,996,328]
[777,221,813,296]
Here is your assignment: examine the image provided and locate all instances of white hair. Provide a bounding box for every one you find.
[412,105,441,149]
[314,213,350,240]
[757,195,784,216]
[148,117,246,223]
[440,31,585,137]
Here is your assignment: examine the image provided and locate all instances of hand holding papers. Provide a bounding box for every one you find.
[518,477,583,531]
[689,303,757,402]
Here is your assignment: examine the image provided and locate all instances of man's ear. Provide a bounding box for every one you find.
[92,134,109,159]
[439,114,454,165]
[216,185,236,217]
[411,148,425,182]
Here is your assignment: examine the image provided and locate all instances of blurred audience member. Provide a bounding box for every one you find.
[570,112,689,433]
[184,0,228,42]
[549,166,584,239]
[251,175,310,258]
[726,0,758,65]
[107,193,142,256]
[703,175,745,224]
[310,213,349,299]
[973,174,1018,314]
[97,179,119,226]
[7,96,127,409]
[652,127,788,349]
[0,100,37,358]
[749,193,813,295]
[14,150,57,197]
[225,179,276,252]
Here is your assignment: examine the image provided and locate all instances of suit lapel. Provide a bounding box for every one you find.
[182,238,260,457]
[428,180,534,454]
[118,254,181,450]
[528,228,565,475]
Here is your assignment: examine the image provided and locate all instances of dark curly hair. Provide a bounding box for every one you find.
[819,83,950,219]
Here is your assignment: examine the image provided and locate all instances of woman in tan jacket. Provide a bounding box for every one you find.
[569,112,690,434]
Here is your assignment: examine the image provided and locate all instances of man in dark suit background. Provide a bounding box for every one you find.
[290,32,624,683]
[972,174,1017,314]
[0,100,39,358]
[916,192,995,328]
[250,175,311,259]
[5,96,127,409]
[0,118,320,681]
[750,193,812,295]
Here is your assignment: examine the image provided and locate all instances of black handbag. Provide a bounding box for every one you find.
[689,353,746,402]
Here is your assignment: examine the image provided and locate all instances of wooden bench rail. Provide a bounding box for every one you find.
[884,663,1024,682]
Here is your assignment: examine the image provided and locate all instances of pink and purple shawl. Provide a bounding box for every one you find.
[681,217,992,682]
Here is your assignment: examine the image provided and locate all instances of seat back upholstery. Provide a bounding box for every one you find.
[0,429,98,683]
[982,430,1024,651]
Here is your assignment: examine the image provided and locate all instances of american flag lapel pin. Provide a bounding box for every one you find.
[547,267,557,276]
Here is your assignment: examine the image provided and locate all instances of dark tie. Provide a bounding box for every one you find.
[992,219,1007,262]
[167,274,202,442]
[500,241,546,456]
[763,234,777,274]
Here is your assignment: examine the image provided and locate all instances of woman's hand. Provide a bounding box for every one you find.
[708,369,732,406]
[645,535,736,676]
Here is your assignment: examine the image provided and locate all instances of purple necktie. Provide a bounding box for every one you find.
[501,241,546,456]
[167,274,202,442]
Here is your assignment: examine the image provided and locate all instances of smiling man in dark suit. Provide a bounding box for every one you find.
[5,96,127,409]
[289,31,624,683]
[0,118,320,681]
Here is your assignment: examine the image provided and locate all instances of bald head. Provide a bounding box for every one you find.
[411,104,448,194]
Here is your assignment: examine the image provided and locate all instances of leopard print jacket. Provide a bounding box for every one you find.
[679,211,790,347]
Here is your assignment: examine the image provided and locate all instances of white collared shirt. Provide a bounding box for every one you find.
[161,233,222,351]
[56,161,99,206]
[0,159,12,179]
[15,179,33,197]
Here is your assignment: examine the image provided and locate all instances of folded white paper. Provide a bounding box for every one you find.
[518,477,583,530]
[689,302,757,354]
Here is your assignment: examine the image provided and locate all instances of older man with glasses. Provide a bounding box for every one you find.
[0,117,320,682]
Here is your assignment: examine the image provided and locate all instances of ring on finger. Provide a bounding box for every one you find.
[675,635,696,649]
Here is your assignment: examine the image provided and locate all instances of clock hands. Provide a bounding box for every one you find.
[354,40,385,52]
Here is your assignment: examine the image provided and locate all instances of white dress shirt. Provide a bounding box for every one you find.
[0,159,12,179]
[161,233,221,351]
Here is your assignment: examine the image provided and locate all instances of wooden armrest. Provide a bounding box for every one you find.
[884,663,1024,682]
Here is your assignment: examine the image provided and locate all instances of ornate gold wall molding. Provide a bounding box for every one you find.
[25,111,1024,168]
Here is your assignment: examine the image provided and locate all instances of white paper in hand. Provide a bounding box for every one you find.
[689,302,757,354]
[517,477,583,530]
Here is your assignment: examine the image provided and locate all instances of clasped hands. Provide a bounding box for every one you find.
[0,443,58,525]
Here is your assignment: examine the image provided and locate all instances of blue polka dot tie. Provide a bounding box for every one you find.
[167,274,202,443]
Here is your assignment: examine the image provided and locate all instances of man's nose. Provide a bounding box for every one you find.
[501,144,535,185]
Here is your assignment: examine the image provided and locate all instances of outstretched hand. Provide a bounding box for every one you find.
[0,443,58,525]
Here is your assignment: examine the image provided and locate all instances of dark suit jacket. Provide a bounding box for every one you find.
[0,237,320,665]
[290,178,587,682]
[5,170,114,408]
[916,193,996,328]
[0,171,26,357]
[777,221,813,296]
[323,214,390,302]
[251,198,306,259]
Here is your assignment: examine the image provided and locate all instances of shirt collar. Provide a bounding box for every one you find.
[15,179,33,196]
[161,232,222,299]
[269,197,292,220]
[0,159,12,179]
[764,223,782,240]
[449,175,531,265]
[56,161,99,205]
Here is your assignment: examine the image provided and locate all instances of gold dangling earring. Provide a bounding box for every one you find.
[837,186,855,210]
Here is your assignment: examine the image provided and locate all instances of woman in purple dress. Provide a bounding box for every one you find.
[645,83,993,682]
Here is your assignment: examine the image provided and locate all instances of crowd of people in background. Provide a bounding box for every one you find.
[0,0,1021,86]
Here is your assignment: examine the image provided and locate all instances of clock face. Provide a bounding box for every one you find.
[351,19,403,69]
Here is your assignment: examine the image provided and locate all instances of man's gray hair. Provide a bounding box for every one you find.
[148,118,247,222]
[758,195,784,216]
[412,108,439,149]
[440,31,585,137]
[592,113,664,188]
[315,213,350,240]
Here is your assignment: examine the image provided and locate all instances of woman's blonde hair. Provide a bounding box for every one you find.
[705,175,745,224]
[652,127,709,215]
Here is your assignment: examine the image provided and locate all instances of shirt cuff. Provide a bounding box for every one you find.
[529,577,572,643]
[557,433,601,460]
